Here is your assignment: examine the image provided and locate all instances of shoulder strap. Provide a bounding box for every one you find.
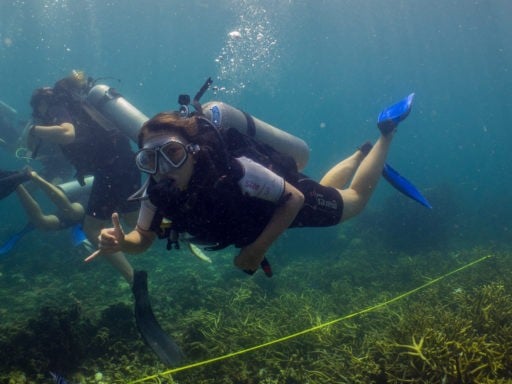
[222,127,299,182]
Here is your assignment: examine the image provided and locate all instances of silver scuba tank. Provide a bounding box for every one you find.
[84,84,149,143]
[84,84,310,170]
[56,176,94,206]
[202,101,310,171]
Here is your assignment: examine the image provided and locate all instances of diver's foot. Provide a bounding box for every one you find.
[0,168,32,199]
[357,141,373,156]
[377,93,415,136]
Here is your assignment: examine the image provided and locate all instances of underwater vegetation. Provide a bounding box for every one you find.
[378,281,512,383]
[150,249,512,384]
[0,226,511,383]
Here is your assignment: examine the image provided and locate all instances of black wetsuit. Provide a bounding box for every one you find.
[45,103,140,220]
[145,157,343,249]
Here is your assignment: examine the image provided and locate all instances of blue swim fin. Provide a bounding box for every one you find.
[1,223,89,256]
[382,163,432,209]
[377,93,415,135]
[71,223,87,246]
[0,223,35,255]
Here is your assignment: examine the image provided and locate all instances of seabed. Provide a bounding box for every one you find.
[1,223,511,384]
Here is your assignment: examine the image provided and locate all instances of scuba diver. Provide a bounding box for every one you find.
[81,76,430,365]
[0,169,89,255]
[1,97,73,184]
[19,71,184,366]
[0,168,84,229]
[26,71,141,284]
[87,92,423,292]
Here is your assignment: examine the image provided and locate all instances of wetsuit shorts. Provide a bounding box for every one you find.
[86,157,141,220]
[291,178,343,228]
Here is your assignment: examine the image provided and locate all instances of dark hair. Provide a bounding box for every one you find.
[30,87,55,118]
[139,112,230,179]
[138,112,201,148]
[53,70,88,97]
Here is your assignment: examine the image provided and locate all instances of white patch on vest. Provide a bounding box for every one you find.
[137,198,158,231]
[236,156,284,203]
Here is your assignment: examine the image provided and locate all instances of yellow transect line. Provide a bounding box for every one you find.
[128,254,492,383]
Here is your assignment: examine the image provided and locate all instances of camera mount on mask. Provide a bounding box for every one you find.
[177,77,213,118]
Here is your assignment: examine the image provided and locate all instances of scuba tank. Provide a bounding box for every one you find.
[84,84,149,143]
[181,77,310,171]
[56,176,94,205]
[84,78,310,170]
[202,101,309,171]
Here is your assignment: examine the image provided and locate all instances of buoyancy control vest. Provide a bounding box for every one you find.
[52,102,133,183]
[147,157,279,249]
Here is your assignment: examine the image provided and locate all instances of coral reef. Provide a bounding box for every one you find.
[0,227,511,383]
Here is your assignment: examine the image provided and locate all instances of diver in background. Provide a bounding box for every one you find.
[1,97,73,184]
[0,168,85,230]
[25,72,187,367]
[27,71,141,284]
[0,167,92,256]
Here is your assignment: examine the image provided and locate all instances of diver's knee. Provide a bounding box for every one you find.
[31,215,60,231]
[339,190,368,222]
[69,203,85,221]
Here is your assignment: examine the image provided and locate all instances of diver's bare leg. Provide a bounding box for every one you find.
[320,148,367,188]
[339,133,393,221]
[15,184,60,230]
[30,171,84,222]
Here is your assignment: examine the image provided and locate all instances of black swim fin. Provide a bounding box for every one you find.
[132,270,183,366]
[0,169,31,199]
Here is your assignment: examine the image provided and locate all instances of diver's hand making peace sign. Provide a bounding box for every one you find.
[84,212,125,262]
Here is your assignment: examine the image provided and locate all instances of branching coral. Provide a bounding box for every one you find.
[2,244,512,383]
